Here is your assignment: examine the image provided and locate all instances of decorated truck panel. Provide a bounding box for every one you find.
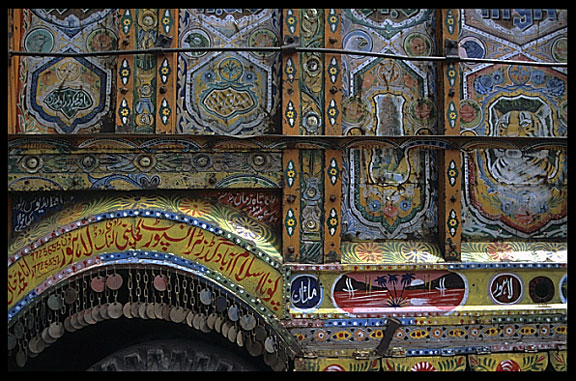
[8,9,567,371]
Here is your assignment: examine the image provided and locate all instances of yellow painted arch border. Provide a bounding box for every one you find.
[8,194,285,317]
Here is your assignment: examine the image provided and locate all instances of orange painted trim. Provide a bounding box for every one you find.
[282,9,300,135]
[324,9,342,136]
[155,9,178,134]
[8,9,23,134]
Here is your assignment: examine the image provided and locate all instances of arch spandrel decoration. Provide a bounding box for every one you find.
[8,194,284,318]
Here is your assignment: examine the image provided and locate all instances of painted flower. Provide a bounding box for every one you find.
[399,199,411,212]
[491,70,504,84]
[531,70,546,85]
[411,361,436,371]
[356,242,383,262]
[177,198,211,218]
[473,75,493,95]
[368,199,381,213]
[486,242,514,261]
[401,242,434,262]
[382,203,398,219]
[230,216,263,241]
[160,66,170,76]
[547,77,565,97]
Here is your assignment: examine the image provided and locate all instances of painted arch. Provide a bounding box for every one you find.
[8,193,285,320]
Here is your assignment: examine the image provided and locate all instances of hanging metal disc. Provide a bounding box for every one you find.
[13,322,24,340]
[70,313,83,330]
[221,321,230,338]
[169,306,186,323]
[41,327,57,344]
[106,274,123,291]
[84,309,96,325]
[207,312,218,330]
[16,349,27,367]
[138,303,149,320]
[153,274,167,292]
[215,296,227,313]
[64,288,78,305]
[146,303,157,319]
[246,336,263,357]
[200,315,211,333]
[28,336,45,354]
[64,316,77,333]
[47,294,62,311]
[236,330,244,347]
[123,302,133,319]
[227,325,237,343]
[239,314,257,331]
[76,309,87,327]
[8,333,17,351]
[154,303,165,319]
[199,288,212,305]
[264,336,275,353]
[108,302,123,319]
[90,276,106,293]
[227,305,239,322]
[48,322,65,339]
[100,303,111,320]
[92,305,104,322]
[214,316,224,333]
[254,326,267,342]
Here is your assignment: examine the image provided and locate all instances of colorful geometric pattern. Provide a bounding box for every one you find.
[176,9,281,135]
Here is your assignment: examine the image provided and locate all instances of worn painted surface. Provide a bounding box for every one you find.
[7,8,567,371]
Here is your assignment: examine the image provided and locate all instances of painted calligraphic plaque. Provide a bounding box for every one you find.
[488,273,523,305]
[331,271,467,315]
[290,274,323,311]
[176,9,281,135]
[17,9,116,133]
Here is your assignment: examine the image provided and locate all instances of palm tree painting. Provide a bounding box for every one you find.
[332,271,466,314]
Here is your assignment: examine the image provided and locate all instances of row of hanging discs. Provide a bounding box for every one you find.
[8,265,290,371]
[8,267,126,368]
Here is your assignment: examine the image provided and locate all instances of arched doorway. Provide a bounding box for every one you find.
[8,193,299,370]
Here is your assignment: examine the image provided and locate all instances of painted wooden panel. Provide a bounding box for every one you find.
[341,148,438,240]
[15,9,117,134]
[459,9,568,240]
[176,9,281,135]
[340,9,438,136]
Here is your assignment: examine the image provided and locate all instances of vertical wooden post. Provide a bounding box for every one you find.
[323,9,342,263]
[436,9,462,261]
[282,9,301,262]
[8,9,23,134]
[324,149,342,262]
[324,9,342,137]
[116,9,136,133]
[283,148,301,262]
[155,9,178,134]
[282,9,301,136]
